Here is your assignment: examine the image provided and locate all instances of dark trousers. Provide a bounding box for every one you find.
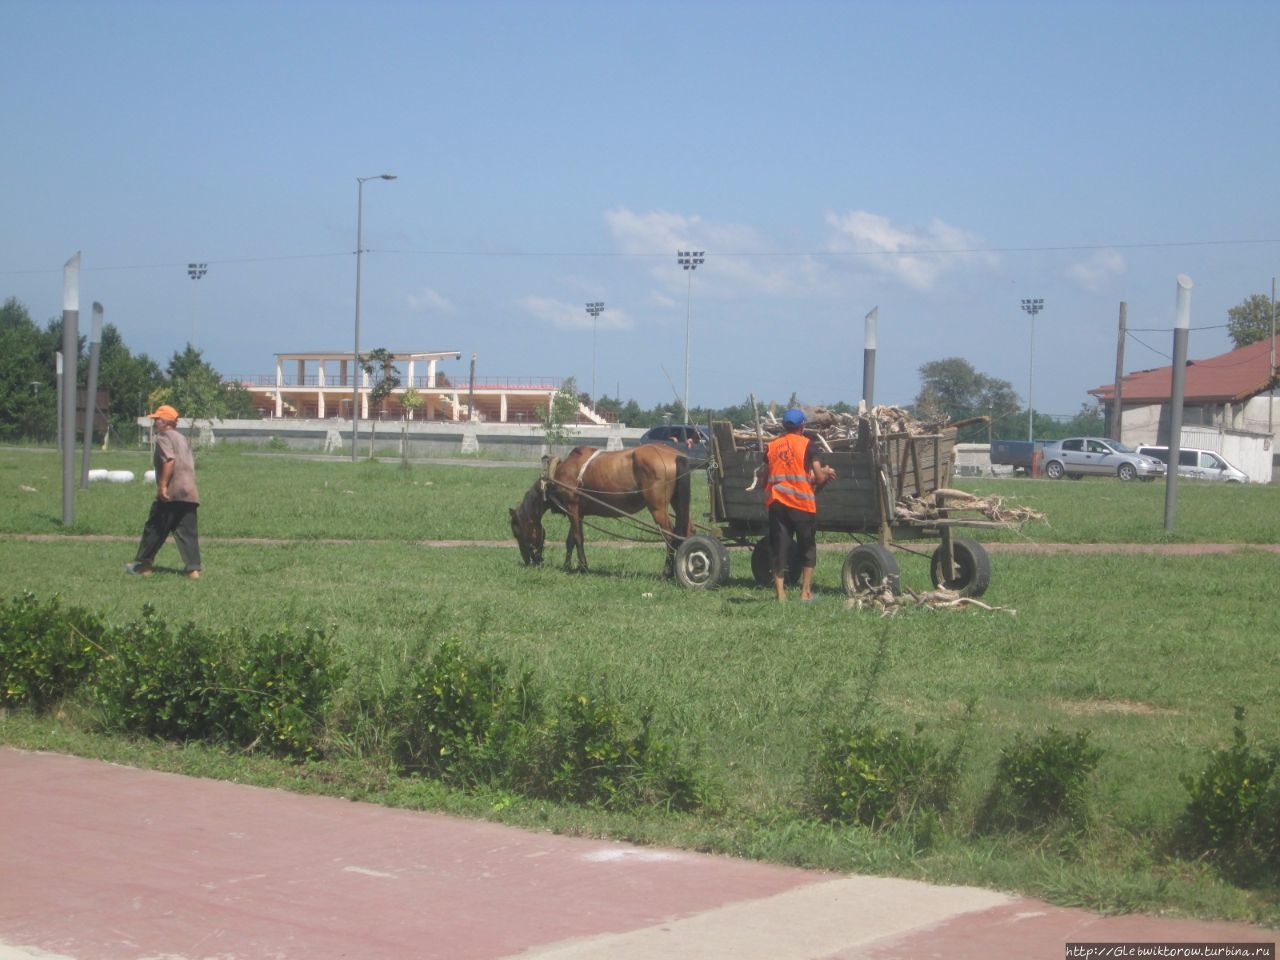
[768,502,817,574]
[134,500,201,572]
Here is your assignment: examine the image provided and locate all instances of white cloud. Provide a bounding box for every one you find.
[823,211,999,290]
[519,295,632,331]
[603,207,823,298]
[1065,249,1127,292]
[406,287,453,313]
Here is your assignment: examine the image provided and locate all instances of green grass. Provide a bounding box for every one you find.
[2,446,1279,925]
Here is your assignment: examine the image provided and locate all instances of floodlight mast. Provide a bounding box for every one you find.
[585,302,605,412]
[677,250,705,422]
[351,174,397,461]
[1021,298,1044,442]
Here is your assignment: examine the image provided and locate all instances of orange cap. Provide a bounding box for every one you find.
[147,404,180,421]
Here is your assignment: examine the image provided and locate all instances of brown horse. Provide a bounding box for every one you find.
[509,444,693,575]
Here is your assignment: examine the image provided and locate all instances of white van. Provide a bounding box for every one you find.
[1134,446,1249,483]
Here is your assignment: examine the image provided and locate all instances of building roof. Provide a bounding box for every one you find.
[1090,335,1278,405]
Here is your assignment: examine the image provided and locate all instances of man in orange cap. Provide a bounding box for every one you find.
[125,404,202,579]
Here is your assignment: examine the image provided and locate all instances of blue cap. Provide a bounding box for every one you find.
[782,408,806,427]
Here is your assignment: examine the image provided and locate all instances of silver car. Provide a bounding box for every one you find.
[1041,437,1166,482]
[1135,446,1249,483]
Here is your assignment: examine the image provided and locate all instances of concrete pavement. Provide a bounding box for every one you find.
[1,748,1273,959]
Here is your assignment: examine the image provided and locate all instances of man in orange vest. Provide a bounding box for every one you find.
[765,408,835,602]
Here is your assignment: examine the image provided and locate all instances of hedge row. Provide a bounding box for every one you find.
[2,591,1276,879]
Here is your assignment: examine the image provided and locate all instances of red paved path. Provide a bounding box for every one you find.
[1,749,1273,959]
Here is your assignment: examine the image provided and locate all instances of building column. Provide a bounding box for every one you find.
[500,392,508,423]
[274,358,284,419]
[427,359,438,388]
[451,392,460,421]
[317,390,325,418]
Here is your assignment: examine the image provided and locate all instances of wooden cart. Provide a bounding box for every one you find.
[670,419,994,597]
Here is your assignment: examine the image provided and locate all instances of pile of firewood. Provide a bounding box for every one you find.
[729,403,946,450]
[894,488,1046,527]
[843,582,1018,617]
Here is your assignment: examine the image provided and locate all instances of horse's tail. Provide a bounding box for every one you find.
[672,453,693,539]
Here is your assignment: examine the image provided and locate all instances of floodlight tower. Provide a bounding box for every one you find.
[585,301,604,412]
[352,173,397,461]
[1021,298,1044,441]
[677,250,705,422]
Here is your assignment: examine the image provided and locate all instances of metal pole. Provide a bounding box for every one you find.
[468,352,477,421]
[61,252,80,525]
[1163,275,1192,533]
[1109,301,1127,442]
[351,174,396,461]
[586,302,604,412]
[80,302,103,488]
[352,178,365,461]
[677,250,704,422]
[1021,299,1043,441]
[1270,277,1275,438]
[862,306,878,410]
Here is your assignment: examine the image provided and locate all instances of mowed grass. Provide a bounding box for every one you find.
[2,446,1279,923]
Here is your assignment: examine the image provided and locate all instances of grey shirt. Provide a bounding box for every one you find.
[154,428,200,504]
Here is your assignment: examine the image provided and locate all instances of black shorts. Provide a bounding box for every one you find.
[768,502,817,573]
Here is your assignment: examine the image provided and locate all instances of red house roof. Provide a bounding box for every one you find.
[1090,336,1279,405]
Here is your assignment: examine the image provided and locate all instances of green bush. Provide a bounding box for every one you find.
[1179,707,1279,877]
[90,607,339,758]
[230,625,344,758]
[980,728,1103,831]
[386,640,534,784]
[807,723,959,828]
[527,690,706,812]
[91,607,240,742]
[0,593,103,711]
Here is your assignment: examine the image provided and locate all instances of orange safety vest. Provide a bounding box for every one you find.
[765,433,816,513]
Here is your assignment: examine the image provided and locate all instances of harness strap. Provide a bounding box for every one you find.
[576,448,604,484]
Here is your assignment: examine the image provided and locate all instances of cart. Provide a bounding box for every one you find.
[671,419,994,597]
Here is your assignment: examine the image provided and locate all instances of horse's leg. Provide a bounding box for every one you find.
[572,510,589,572]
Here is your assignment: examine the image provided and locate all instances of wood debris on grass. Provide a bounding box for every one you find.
[895,488,1046,526]
[843,582,1018,617]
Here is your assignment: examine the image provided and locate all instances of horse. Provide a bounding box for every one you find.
[509,444,693,575]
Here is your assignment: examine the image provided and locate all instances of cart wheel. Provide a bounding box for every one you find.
[929,538,991,598]
[750,537,802,587]
[675,535,729,589]
[841,544,900,596]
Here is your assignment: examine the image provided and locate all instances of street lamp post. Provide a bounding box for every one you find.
[352,173,397,461]
[585,301,604,412]
[677,250,704,422]
[1021,298,1044,442]
[187,262,206,348]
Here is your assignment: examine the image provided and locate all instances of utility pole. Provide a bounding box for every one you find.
[1109,302,1127,442]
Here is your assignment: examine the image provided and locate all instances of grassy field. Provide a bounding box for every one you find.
[2,446,1278,925]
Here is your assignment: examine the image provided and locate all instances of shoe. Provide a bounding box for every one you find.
[125,562,153,576]
[185,570,201,580]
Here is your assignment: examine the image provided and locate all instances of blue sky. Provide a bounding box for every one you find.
[3,0,1277,425]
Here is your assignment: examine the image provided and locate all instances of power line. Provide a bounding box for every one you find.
[3,236,1278,276]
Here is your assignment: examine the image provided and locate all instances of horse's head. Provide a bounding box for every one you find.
[510,481,546,565]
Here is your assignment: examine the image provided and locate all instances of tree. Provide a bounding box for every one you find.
[400,387,423,464]
[915,358,1020,442]
[1227,294,1277,349]
[0,298,56,442]
[150,345,260,429]
[538,376,580,448]
[360,348,401,458]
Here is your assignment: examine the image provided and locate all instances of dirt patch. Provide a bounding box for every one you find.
[1056,698,1180,717]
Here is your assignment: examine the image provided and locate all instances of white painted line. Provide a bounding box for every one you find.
[506,875,1012,960]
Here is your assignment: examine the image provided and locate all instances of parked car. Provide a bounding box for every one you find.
[1041,437,1166,482]
[639,424,711,467]
[1134,445,1249,483]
